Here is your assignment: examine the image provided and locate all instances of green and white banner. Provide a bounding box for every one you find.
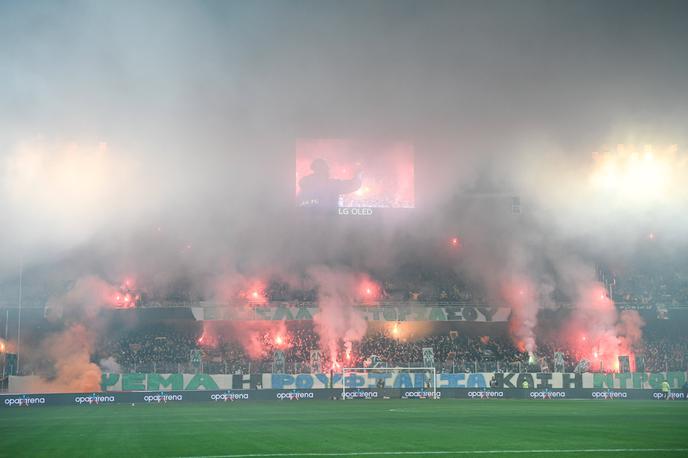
[9,371,686,393]
[100,373,224,391]
[191,304,511,322]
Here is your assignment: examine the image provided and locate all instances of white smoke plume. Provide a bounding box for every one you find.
[309,266,368,369]
[616,309,646,356]
[204,272,289,360]
[99,356,122,374]
[0,1,685,385]
[501,277,539,354]
[559,277,645,372]
[44,275,122,321]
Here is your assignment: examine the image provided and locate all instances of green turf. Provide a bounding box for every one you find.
[0,400,686,457]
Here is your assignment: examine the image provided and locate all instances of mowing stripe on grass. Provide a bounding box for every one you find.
[178,449,688,458]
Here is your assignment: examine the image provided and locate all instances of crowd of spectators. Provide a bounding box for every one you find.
[3,261,688,310]
[150,269,688,307]
[256,277,488,305]
[96,324,687,375]
[95,325,198,373]
[641,337,688,372]
[610,273,688,308]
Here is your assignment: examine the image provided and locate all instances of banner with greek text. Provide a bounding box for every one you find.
[191,304,511,322]
[7,371,687,393]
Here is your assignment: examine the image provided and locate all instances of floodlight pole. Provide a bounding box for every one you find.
[2,308,7,379]
[16,260,23,374]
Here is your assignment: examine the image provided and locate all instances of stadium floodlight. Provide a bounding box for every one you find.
[342,367,437,400]
[588,144,682,205]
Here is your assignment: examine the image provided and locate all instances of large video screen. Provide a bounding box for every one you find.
[295,139,414,213]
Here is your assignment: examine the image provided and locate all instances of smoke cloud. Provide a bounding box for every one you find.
[19,324,101,393]
[13,276,126,392]
[1,1,686,379]
[309,266,368,368]
[99,356,122,374]
[44,275,122,321]
[560,280,645,372]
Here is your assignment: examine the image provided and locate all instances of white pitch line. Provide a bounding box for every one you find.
[177,448,688,458]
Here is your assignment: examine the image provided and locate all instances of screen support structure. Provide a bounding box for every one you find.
[341,367,437,400]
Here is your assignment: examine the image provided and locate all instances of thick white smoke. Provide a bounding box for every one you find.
[0,1,685,385]
[205,272,288,360]
[553,258,646,371]
[99,356,122,374]
[501,277,539,354]
[0,140,157,274]
[309,266,368,369]
[44,275,122,321]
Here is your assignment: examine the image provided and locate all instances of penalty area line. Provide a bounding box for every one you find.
[177,448,688,458]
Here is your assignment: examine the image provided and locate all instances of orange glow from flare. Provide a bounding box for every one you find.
[113,293,138,309]
[515,340,526,352]
[244,280,267,304]
[196,323,218,348]
[359,278,381,303]
[566,286,638,373]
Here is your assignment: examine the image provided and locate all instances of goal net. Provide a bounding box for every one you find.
[341,367,437,400]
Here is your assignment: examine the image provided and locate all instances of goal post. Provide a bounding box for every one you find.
[341,367,437,400]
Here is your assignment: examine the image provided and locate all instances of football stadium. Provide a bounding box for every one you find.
[1,1,687,457]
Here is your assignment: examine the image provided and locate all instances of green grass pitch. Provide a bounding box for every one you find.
[1,400,686,457]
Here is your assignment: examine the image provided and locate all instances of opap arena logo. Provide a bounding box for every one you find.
[74,395,115,404]
[4,397,46,406]
[404,391,441,399]
[652,392,685,400]
[276,392,314,400]
[530,391,566,399]
[592,391,628,399]
[143,394,183,403]
[210,393,250,401]
[467,391,503,398]
[343,391,379,399]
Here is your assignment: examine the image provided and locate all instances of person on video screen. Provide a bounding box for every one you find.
[298,158,362,209]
